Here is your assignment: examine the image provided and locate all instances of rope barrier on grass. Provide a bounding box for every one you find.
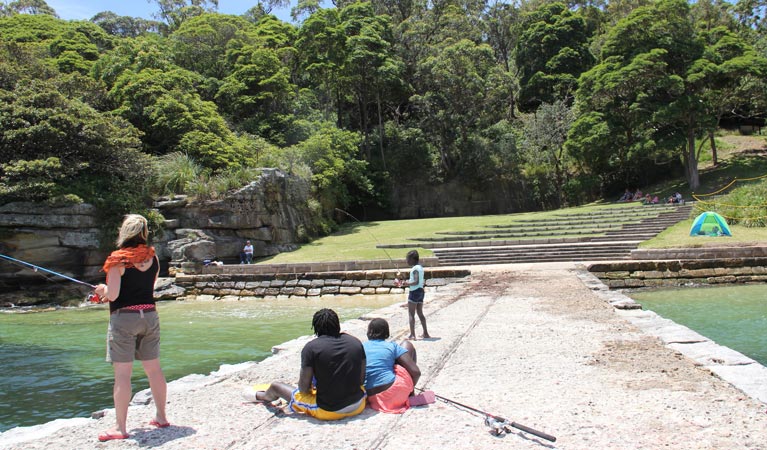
[690,173,767,222]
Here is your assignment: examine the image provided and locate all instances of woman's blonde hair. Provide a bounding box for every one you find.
[116,214,149,248]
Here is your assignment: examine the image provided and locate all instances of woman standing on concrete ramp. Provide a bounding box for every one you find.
[94,214,169,441]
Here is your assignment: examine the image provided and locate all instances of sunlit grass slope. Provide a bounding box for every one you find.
[259,203,657,264]
[639,220,767,248]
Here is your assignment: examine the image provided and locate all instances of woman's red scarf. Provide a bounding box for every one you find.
[102,244,156,273]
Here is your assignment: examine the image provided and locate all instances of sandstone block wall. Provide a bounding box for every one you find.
[588,257,767,288]
[174,268,471,299]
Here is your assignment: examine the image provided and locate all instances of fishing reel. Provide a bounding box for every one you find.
[87,292,102,304]
[485,416,513,437]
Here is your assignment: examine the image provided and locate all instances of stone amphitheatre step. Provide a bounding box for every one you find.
[438,251,632,260]
[545,207,679,218]
[511,214,679,226]
[387,204,693,266]
[433,240,640,250]
[440,223,624,234]
[417,229,615,242]
[432,242,640,265]
[486,219,640,228]
[435,253,632,265]
[514,215,655,225]
[431,241,639,256]
[589,234,658,241]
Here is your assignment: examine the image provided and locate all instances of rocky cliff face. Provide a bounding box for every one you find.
[0,169,312,305]
[154,169,312,266]
[0,202,106,305]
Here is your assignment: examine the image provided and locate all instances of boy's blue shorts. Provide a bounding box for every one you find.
[408,288,425,303]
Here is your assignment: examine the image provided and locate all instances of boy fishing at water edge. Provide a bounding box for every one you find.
[396,250,430,340]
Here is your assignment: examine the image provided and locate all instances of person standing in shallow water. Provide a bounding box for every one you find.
[94,214,169,442]
[396,250,430,340]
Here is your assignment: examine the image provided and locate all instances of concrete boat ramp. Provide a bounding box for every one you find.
[2,263,766,449]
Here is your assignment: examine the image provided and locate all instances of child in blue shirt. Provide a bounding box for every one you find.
[396,250,430,339]
[363,318,421,413]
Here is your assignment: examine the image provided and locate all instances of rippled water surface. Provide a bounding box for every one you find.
[630,284,767,365]
[0,296,400,432]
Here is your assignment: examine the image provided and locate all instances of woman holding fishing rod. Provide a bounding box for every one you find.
[93,214,169,442]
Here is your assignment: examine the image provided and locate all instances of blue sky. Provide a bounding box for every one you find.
[46,0,295,23]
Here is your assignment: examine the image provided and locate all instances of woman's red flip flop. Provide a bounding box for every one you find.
[149,419,171,428]
[98,431,129,442]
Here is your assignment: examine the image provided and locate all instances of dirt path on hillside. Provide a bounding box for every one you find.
[717,135,767,157]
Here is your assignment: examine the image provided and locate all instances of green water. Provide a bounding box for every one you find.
[0,296,400,432]
[630,284,767,365]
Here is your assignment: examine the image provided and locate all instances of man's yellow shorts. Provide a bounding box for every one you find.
[289,388,366,420]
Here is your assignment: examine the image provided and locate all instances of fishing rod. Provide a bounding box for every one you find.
[415,387,556,442]
[0,253,103,304]
[333,208,399,272]
[0,253,96,288]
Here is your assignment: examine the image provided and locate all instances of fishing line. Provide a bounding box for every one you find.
[0,253,101,303]
[0,254,96,288]
[333,208,399,272]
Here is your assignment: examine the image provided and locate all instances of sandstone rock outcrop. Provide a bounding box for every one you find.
[154,169,312,267]
[0,202,106,305]
[0,169,313,305]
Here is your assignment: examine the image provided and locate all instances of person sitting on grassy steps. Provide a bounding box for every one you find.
[243,308,367,420]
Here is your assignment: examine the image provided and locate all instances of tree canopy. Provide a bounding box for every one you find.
[2,0,767,228]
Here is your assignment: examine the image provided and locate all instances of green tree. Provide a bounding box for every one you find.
[339,2,403,163]
[521,100,574,208]
[413,38,506,179]
[91,35,174,88]
[295,8,346,124]
[515,2,594,112]
[1,0,57,17]
[483,0,521,118]
[291,123,372,213]
[243,0,290,20]
[0,78,153,218]
[570,0,767,191]
[91,11,163,37]
[170,13,254,80]
[49,22,114,73]
[108,66,244,168]
[151,0,218,31]
[216,45,295,139]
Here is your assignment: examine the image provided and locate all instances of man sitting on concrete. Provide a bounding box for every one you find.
[244,308,367,420]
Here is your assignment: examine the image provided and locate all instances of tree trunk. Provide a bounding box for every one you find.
[360,94,370,160]
[686,128,700,190]
[377,90,386,171]
[709,130,718,166]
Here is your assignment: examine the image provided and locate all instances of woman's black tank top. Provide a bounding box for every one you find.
[110,257,159,312]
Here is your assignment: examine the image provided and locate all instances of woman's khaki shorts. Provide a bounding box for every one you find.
[106,310,160,363]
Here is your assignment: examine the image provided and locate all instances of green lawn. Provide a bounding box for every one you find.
[639,219,767,248]
[258,203,679,264]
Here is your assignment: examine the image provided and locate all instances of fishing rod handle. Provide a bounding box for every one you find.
[509,421,556,442]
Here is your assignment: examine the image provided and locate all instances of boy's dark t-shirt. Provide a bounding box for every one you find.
[301,333,365,411]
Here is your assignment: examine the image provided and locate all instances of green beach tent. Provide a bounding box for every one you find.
[690,211,732,236]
